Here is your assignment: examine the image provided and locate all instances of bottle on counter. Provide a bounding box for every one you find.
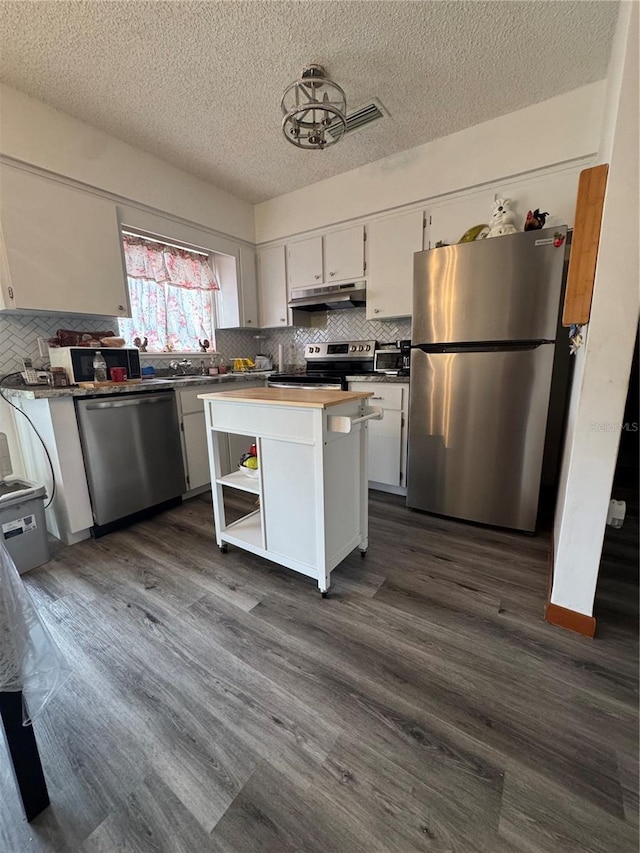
[93,351,108,383]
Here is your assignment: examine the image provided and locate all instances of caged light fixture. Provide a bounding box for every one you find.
[281,65,347,150]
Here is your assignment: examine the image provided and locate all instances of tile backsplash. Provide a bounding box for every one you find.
[0,308,411,376]
[205,309,411,368]
[0,311,119,378]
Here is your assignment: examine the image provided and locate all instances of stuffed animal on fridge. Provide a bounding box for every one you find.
[486,198,518,238]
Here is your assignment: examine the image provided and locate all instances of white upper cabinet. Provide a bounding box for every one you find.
[238,245,259,327]
[324,225,365,282]
[258,245,289,328]
[0,164,129,315]
[287,235,323,289]
[427,192,494,248]
[366,210,424,319]
[286,225,365,290]
[215,247,259,329]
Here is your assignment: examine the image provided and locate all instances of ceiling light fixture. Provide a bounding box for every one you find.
[281,65,347,150]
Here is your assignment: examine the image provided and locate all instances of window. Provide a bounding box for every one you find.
[118,233,219,352]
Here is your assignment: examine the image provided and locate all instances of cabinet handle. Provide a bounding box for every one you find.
[118,304,124,311]
[329,271,335,277]
[374,308,380,314]
[247,319,252,323]
[371,396,383,400]
[280,318,286,322]
[314,275,320,280]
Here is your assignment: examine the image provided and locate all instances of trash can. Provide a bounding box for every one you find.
[0,481,49,575]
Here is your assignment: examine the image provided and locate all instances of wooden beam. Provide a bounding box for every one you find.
[562,163,609,326]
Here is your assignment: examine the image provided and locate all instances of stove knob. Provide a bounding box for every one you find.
[349,345,355,352]
[358,345,364,352]
[365,344,371,351]
[314,346,320,353]
[308,346,313,354]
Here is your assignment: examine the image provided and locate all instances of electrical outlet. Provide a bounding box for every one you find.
[37,337,49,358]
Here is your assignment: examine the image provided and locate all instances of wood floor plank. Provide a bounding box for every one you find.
[81,771,220,853]
[498,769,638,853]
[1,489,634,852]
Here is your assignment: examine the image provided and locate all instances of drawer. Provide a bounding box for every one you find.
[349,383,404,410]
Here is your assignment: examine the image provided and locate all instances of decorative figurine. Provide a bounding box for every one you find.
[486,198,518,238]
[524,209,549,231]
[458,223,490,243]
[133,336,148,352]
[199,338,210,353]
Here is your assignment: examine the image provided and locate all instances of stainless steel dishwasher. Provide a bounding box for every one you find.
[76,391,186,533]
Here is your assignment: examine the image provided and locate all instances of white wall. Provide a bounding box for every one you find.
[255,82,606,243]
[0,84,255,243]
[552,2,639,617]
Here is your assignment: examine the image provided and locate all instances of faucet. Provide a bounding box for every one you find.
[170,359,192,375]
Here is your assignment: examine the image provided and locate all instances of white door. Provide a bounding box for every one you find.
[366,210,424,319]
[287,235,323,289]
[258,245,289,328]
[324,225,364,282]
[0,164,129,315]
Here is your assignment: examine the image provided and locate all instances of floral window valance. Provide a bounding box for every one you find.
[122,234,219,291]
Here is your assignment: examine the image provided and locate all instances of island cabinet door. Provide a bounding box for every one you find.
[260,438,318,569]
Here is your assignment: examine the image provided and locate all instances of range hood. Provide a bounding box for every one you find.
[288,281,366,311]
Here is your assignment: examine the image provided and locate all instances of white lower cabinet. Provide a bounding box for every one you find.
[177,382,265,491]
[349,381,409,494]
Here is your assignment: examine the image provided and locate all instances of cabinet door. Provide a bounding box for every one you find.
[368,410,403,487]
[366,210,424,319]
[287,235,323,289]
[182,411,210,490]
[350,382,404,487]
[427,192,493,248]
[324,225,364,282]
[0,164,129,316]
[258,245,289,328]
[239,246,259,328]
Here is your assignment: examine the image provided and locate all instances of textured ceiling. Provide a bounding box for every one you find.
[0,1,618,204]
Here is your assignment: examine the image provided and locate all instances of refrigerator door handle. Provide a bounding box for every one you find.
[411,341,553,354]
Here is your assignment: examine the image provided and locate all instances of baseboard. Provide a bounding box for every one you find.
[544,602,596,637]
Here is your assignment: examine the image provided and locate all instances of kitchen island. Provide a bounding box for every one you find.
[200,388,380,594]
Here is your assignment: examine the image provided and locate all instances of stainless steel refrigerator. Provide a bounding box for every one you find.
[407,226,568,532]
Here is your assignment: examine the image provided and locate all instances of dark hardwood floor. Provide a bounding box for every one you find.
[1,491,637,852]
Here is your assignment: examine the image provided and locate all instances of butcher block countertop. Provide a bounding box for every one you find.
[199,387,373,409]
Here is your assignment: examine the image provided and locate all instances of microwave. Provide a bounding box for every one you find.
[49,347,141,383]
[374,349,405,374]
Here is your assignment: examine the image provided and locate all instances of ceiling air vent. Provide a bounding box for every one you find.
[326,99,386,142]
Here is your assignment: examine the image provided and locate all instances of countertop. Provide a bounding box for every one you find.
[199,387,373,409]
[0,371,274,400]
[346,374,410,384]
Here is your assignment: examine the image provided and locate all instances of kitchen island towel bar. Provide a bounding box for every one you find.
[327,406,382,434]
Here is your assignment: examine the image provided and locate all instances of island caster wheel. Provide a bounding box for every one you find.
[360,549,367,558]
[321,591,329,599]
[219,543,228,554]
